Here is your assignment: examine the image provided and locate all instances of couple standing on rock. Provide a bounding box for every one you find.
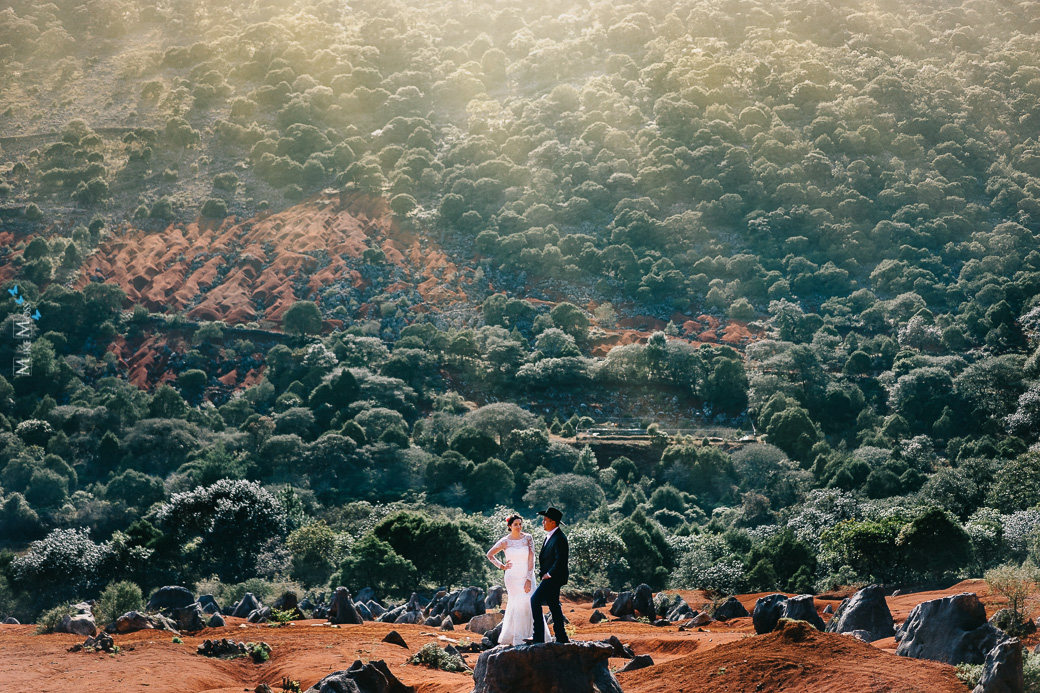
[485,506,570,646]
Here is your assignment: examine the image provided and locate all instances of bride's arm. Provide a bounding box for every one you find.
[486,537,507,569]
[525,534,535,590]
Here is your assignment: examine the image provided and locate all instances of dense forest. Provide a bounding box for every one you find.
[2,0,1040,623]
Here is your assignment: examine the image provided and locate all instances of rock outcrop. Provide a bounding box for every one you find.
[712,596,750,621]
[825,585,895,642]
[753,594,825,634]
[470,642,622,693]
[305,659,413,693]
[895,593,1006,665]
[329,587,364,625]
[973,638,1024,693]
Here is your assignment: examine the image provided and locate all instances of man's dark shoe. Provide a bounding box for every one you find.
[523,638,542,644]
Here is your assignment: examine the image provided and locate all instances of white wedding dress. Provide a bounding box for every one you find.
[490,532,546,646]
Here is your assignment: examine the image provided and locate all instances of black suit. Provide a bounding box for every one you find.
[531,529,569,642]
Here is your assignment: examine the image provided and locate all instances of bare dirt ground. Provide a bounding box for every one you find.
[2,581,1027,693]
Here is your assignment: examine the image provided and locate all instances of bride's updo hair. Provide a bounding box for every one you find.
[506,514,523,527]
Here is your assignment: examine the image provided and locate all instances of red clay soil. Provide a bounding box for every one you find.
[75,192,469,328]
[617,619,966,693]
[3,584,1021,693]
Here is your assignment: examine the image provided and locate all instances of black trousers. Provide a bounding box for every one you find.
[530,578,568,642]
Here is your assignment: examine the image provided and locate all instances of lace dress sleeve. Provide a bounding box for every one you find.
[526,533,536,582]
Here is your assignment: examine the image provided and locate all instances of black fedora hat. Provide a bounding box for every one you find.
[536,506,564,523]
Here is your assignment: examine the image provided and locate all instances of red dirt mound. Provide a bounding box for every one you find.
[617,619,966,693]
[75,192,469,328]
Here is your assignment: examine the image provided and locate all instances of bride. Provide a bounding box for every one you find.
[485,514,545,646]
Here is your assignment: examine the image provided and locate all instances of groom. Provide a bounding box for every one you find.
[529,506,569,643]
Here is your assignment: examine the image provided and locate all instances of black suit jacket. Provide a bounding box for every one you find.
[538,529,569,586]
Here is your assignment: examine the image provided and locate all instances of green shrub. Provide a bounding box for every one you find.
[35,602,77,634]
[95,581,143,626]
[409,643,469,672]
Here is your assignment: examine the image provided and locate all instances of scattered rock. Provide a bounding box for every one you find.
[171,603,206,632]
[367,600,386,618]
[248,607,271,624]
[440,617,454,631]
[114,611,177,634]
[146,586,195,613]
[843,630,872,642]
[198,595,221,614]
[591,589,610,609]
[379,605,405,623]
[394,611,422,625]
[356,601,374,621]
[689,612,712,627]
[482,623,502,649]
[470,642,622,693]
[485,586,505,610]
[823,604,834,615]
[424,616,441,627]
[382,630,409,648]
[589,610,606,624]
[208,613,226,628]
[305,659,413,693]
[609,591,634,618]
[356,587,376,603]
[633,584,655,620]
[467,612,504,635]
[231,593,262,619]
[330,587,364,625]
[600,635,635,659]
[782,594,826,631]
[58,613,98,637]
[3,617,19,624]
[753,594,824,634]
[989,609,1038,637]
[973,638,1024,693]
[826,585,895,642]
[652,618,670,627]
[452,586,485,624]
[256,685,274,693]
[895,593,1006,665]
[197,638,249,657]
[619,654,654,672]
[712,596,749,621]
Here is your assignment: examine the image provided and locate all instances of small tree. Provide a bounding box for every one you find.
[984,563,1039,636]
[283,300,323,336]
[95,580,144,626]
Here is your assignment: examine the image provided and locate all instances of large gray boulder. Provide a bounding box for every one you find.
[304,659,413,693]
[171,603,206,632]
[330,587,364,625]
[356,587,376,603]
[752,594,824,634]
[825,585,895,642]
[485,586,505,610]
[452,586,486,624]
[632,584,655,620]
[609,591,634,618]
[895,593,1006,665]
[146,586,195,613]
[752,594,789,634]
[198,594,221,614]
[208,613,226,628]
[782,595,826,631]
[58,612,97,636]
[355,601,374,621]
[231,593,262,619]
[712,596,750,621]
[114,611,177,634]
[973,638,1024,693]
[470,642,622,693]
[467,612,504,635]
